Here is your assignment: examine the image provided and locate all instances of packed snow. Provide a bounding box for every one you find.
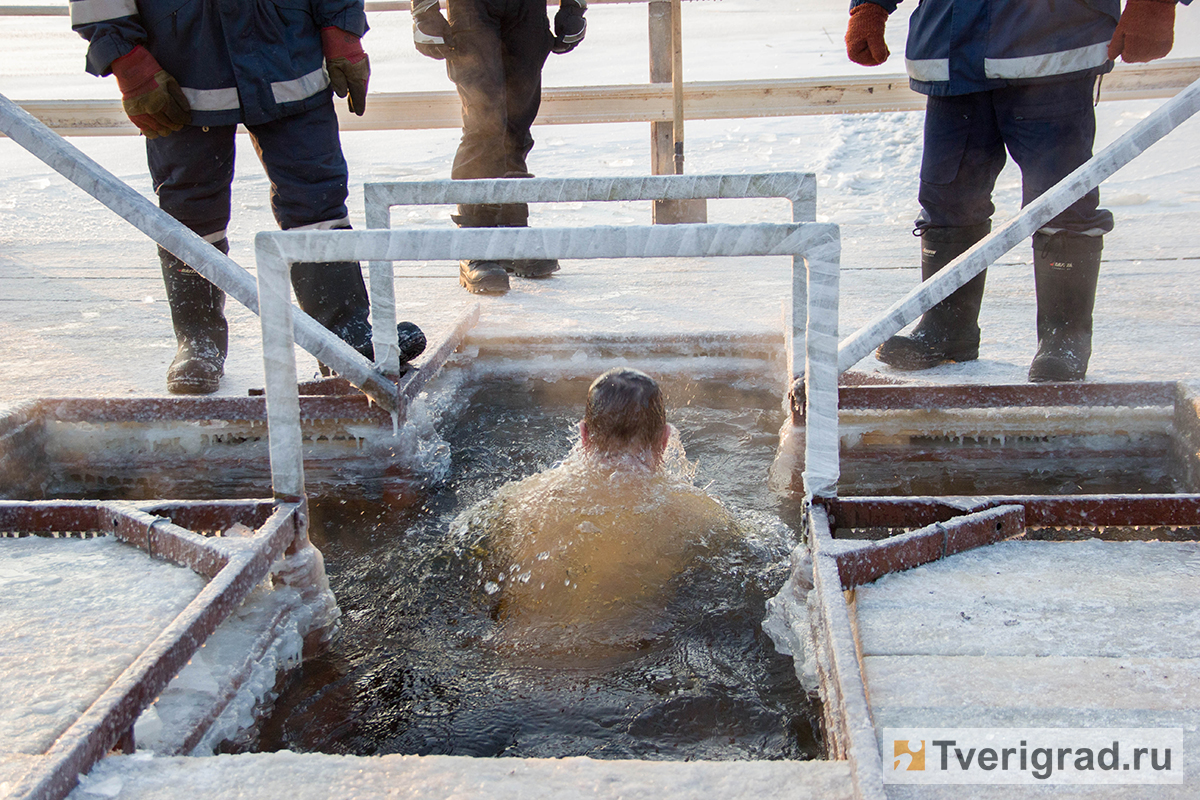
[0,535,205,755]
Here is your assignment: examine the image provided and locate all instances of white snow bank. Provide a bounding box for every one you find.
[67,750,855,800]
[855,539,1200,659]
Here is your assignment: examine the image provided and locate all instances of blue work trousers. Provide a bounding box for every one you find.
[147,98,351,240]
[916,78,1114,236]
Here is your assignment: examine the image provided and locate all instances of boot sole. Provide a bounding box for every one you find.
[459,274,510,294]
[167,376,221,395]
[1028,359,1086,383]
[505,264,560,279]
[509,271,558,279]
[876,344,979,371]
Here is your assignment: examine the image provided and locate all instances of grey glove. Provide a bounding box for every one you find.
[552,0,587,54]
[412,0,454,59]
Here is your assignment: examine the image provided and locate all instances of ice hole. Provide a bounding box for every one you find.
[256,373,821,761]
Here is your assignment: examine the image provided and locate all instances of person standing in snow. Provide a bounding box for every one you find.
[845,0,1187,382]
[70,0,425,394]
[411,0,586,294]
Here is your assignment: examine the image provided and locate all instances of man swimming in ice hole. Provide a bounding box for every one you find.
[456,368,743,656]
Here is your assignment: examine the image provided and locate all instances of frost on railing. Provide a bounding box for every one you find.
[362,173,817,373]
[255,218,840,498]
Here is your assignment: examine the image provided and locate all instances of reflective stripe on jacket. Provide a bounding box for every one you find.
[850,0,1120,96]
[71,0,368,126]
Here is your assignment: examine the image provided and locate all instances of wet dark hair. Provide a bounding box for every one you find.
[583,368,666,456]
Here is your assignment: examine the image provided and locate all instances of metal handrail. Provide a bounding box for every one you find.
[837,75,1200,376]
[0,91,402,413]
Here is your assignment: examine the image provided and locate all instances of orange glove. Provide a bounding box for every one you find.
[1109,0,1176,63]
[110,46,191,138]
[321,27,370,115]
[846,3,890,67]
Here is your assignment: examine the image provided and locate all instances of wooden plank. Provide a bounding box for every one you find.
[0,0,651,14]
[16,60,1200,137]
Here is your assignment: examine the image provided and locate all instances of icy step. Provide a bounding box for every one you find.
[856,540,1200,797]
[68,752,855,800]
[854,540,1200,658]
[0,535,205,756]
[865,655,1200,714]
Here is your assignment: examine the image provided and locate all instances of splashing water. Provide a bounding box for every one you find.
[256,374,819,761]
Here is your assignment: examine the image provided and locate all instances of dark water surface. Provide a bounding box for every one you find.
[256,374,821,760]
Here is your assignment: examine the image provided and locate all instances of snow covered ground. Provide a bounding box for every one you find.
[2,2,1199,798]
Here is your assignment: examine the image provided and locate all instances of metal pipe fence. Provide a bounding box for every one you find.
[254,220,842,498]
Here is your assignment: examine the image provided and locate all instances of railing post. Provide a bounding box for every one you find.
[363,184,401,376]
[254,234,306,503]
[648,0,705,223]
[802,224,841,500]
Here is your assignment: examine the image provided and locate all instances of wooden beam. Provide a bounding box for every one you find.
[0,0,648,14]
[11,59,1200,137]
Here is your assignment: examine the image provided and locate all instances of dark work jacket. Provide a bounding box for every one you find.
[71,0,367,126]
[850,0,1134,96]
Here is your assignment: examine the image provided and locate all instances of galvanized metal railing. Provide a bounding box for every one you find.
[254,220,842,499]
[361,173,818,373]
[0,91,403,413]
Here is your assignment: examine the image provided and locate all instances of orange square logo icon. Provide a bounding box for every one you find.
[894,739,925,771]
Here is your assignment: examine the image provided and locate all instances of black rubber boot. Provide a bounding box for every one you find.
[292,261,428,375]
[394,321,428,365]
[161,241,228,395]
[451,202,559,286]
[290,260,374,357]
[876,222,991,370]
[1028,232,1103,383]
[507,259,560,278]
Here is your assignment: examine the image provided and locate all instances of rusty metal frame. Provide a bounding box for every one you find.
[789,380,1180,422]
[0,308,480,502]
[806,503,887,800]
[805,490,1200,799]
[1,499,303,800]
[791,379,1200,798]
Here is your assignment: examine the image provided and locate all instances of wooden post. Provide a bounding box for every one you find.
[648,0,705,223]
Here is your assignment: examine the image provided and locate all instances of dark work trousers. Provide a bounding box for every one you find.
[446,0,554,228]
[147,98,352,237]
[916,77,1115,236]
[147,99,371,350]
